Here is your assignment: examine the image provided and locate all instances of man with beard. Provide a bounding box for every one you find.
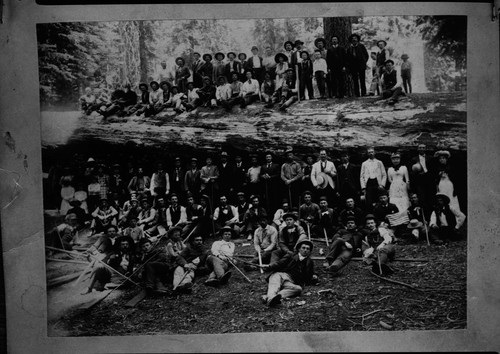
[338,197,365,229]
[312,196,339,239]
[213,195,239,235]
[345,33,369,97]
[166,193,188,230]
[182,192,204,241]
[184,158,201,201]
[337,152,361,205]
[360,147,387,212]
[324,217,362,275]
[243,195,268,241]
[326,35,347,99]
[173,235,209,293]
[299,191,320,239]
[361,214,395,276]
[150,162,170,202]
[281,147,303,210]
[128,167,150,200]
[271,212,307,263]
[373,189,399,227]
[218,151,234,202]
[260,152,281,212]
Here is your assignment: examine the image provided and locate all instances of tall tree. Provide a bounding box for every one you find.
[138,21,156,83]
[323,17,353,48]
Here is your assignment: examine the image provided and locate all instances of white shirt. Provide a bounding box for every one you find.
[216,84,232,101]
[419,155,428,173]
[252,55,261,68]
[211,240,235,259]
[429,207,466,229]
[241,79,261,96]
[313,58,327,73]
[187,89,199,103]
[149,88,164,105]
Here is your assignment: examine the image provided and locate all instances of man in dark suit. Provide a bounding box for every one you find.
[170,157,186,202]
[184,158,201,201]
[326,35,347,99]
[345,33,369,97]
[225,52,241,83]
[337,152,361,205]
[261,239,318,307]
[191,52,204,88]
[218,151,234,202]
[260,152,281,213]
[232,154,248,202]
[410,144,435,218]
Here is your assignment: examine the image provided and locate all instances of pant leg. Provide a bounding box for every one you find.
[377,244,395,265]
[330,248,353,272]
[270,249,286,263]
[359,69,367,96]
[325,238,344,263]
[266,272,286,299]
[207,255,228,279]
[351,70,360,96]
[279,276,303,299]
[173,266,195,287]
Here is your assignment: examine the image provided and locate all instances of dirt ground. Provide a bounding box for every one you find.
[50,235,466,336]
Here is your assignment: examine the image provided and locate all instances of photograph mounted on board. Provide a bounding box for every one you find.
[38,15,467,336]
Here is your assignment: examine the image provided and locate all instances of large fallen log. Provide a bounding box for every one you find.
[47,272,82,288]
[235,254,428,262]
[46,258,89,265]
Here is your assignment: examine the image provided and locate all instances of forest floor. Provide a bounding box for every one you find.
[47,229,467,337]
[41,92,467,156]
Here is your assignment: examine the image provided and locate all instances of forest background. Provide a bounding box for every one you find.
[37,16,466,109]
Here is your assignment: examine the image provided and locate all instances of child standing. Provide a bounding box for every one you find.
[313,49,328,99]
[401,54,412,94]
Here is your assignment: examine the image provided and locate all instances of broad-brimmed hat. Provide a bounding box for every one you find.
[191,157,198,162]
[377,40,387,47]
[285,68,294,74]
[296,239,314,251]
[275,53,288,63]
[434,150,451,158]
[283,41,294,49]
[294,39,304,46]
[385,59,395,66]
[237,191,245,197]
[302,190,313,197]
[319,195,328,202]
[215,52,225,60]
[202,53,213,61]
[282,212,298,221]
[227,52,236,58]
[401,54,409,59]
[99,197,109,204]
[193,52,201,57]
[159,80,171,88]
[365,214,376,221]
[175,57,185,65]
[251,46,259,51]
[219,226,236,237]
[168,226,183,237]
[314,38,326,48]
[378,188,389,197]
[391,152,401,158]
[315,172,329,189]
[138,83,148,90]
[217,75,227,83]
[346,215,356,222]
[220,151,228,156]
[200,194,210,201]
[348,33,361,42]
[69,200,82,207]
[407,219,423,229]
[86,157,95,163]
[150,80,160,87]
[202,76,212,83]
[300,51,310,59]
[435,193,451,205]
[130,195,138,202]
[238,53,247,60]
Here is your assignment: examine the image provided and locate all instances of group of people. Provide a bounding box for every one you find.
[79,34,413,117]
[47,143,465,307]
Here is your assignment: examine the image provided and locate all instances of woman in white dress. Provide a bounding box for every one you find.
[434,150,461,212]
[274,53,289,89]
[387,152,410,212]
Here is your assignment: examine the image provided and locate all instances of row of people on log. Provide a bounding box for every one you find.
[55,145,464,228]
[64,187,461,307]
[80,35,410,116]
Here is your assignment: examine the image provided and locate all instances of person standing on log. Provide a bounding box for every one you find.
[281,147,303,209]
[291,40,305,68]
[376,40,388,80]
[326,35,347,99]
[212,52,226,84]
[262,45,277,79]
[238,53,249,82]
[191,52,204,88]
[360,147,387,212]
[298,51,314,101]
[346,33,369,97]
[225,52,241,83]
[200,156,219,202]
[174,57,190,94]
[283,41,295,63]
[200,54,214,82]
[247,46,265,84]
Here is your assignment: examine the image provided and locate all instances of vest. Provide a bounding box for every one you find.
[383,70,397,90]
[218,206,234,224]
[435,206,457,229]
[283,227,301,249]
[169,206,181,225]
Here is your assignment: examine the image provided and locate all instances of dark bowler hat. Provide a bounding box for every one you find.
[296,239,314,251]
[378,188,389,197]
[237,191,245,197]
[346,215,356,222]
[215,52,225,60]
[285,68,294,74]
[159,80,171,88]
[203,53,213,61]
[200,194,210,200]
[251,46,259,51]
[282,212,298,221]
[227,52,236,58]
[435,193,451,205]
[377,40,387,47]
[385,59,395,66]
[193,52,201,56]
[365,214,376,221]
[401,54,409,59]
[139,83,148,90]
[284,41,294,49]
[275,53,288,63]
[314,38,326,48]
[238,53,248,60]
[150,80,160,87]
[302,190,313,197]
[300,51,311,59]
[175,57,186,65]
[349,33,361,42]
[294,39,304,46]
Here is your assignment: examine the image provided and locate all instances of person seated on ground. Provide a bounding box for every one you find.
[404,192,427,241]
[272,198,291,231]
[215,75,233,111]
[204,226,235,287]
[141,238,173,295]
[137,197,157,231]
[373,188,399,227]
[122,217,144,245]
[260,239,318,307]
[380,59,405,105]
[323,216,361,275]
[84,235,135,293]
[133,238,166,285]
[240,71,261,108]
[228,72,243,106]
[428,193,466,245]
[184,82,200,111]
[127,167,151,199]
[182,192,203,239]
[247,216,278,269]
[361,214,395,276]
[213,195,239,236]
[270,212,307,263]
[243,195,268,241]
[338,197,365,229]
[299,191,320,237]
[273,68,298,111]
[144,81,164,117]
[119,193,142,228]
[165,226,186,263]
[46,213,79,251]
[159,81,172,109]
[312,196,339,239]
[144,196,167,238]
[67,200,89,229]
[235,192,251,235]
[166,193,188,231]
[127,83,150,116]
[261,72,275,105]
[88,224,120,255]
[193,76,217,108]
[80,87,97,115]
[91,198,118,235]
[166,85,188,114]
[173,235,209,293]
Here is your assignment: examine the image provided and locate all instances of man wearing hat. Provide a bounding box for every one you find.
[360,146,387,211]
[243,195,268,241]
[326,35,347,99]
[361,214,395,276]
[200,54,214,82]
[311,149,337,206]
[261,239,318,307]
[313,49,328,99]
[218,151,235,200]
[235,192,251,232]
[238,53,249,81]
[324,216,361,275]
[411,144,434,215]
[247,216,278,269]
[274,52,289,89]
[150,162,170,200]
[170,157,186,200]
[119,193,142,228]
[247,46,265,84]
[261,152,281,211]
[184,157,201,201]
[225,52,242,83]
[137,197,157,231]
[373,188,399,227]
[291,40,305,67]
[277,68,299,111]
[205,226,235,287]
[127,83,150,116]
[297,51,314,100]
[191,52,204,88]
[381,59,404,104]
[400,53,412,94]
[338,197,365,229]
[314,38,327,59]
[283,41,295,62]
[173,234,209,293]
[213,195,239,235]
[174,57,190,94]
[281,147,303,207]
[212,52,226,83]
[67,200,88,228]
[271,212,307,263]
[91,198,118,235]
[200,156,219,198]
[232,155,248,199]
[181,192,204,240]
[312,196,339,239]
[346,33,369,97]
[428,193,465,245]
[272,198,292,231]
[375,40,388,77]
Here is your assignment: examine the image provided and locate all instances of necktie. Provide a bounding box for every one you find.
[321,162,325,172]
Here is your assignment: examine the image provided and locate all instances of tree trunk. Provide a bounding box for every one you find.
[138,21,149,83]
[323,17,353,48]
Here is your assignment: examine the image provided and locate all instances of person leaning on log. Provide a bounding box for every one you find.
[323,216,360,276]
[380,59,405,105]
[144,81,163,117]
[173,234,209,293]
[361,214,395,276]
[260,239,318,307]
[270,212,307,263]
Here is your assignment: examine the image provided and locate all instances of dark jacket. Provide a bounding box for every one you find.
[176,243,209,266]
[298,59,313,78]
[268,253,316,286]
[346,44,369,71]
[225,61,242,82]
[326,46,346,71]
[373,202,399,225]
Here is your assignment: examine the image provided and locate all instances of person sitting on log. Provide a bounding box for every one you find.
[98,83,125,118]
[323,216,360,275]
[127,83,149,116]
[246,216,278,270]
[193,76,217,108]
[260,72,275,105]
[144,81,164,117]
[184,82,200,111]
[79,87,97,115]
[312,196,338,239]
[213,194,239,236]
[227,72,244,107]
[270,212,307,263]
[361,214,395,276]
[260,239,318,307]
[243,195,268,241]
[165,85,188,114]
[173,235,209,293]
[277,68,299,111]
[380,59,405,105]
[90,198,118,235]
[204,226,234,287]
[240,70,261,108]
[137,197,157,232]
[299,191,320,238]
[102,83,137,118]
[158,81,171,110]
[215,75,233,111]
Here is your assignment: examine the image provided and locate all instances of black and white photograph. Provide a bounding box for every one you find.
[38,15,468,337]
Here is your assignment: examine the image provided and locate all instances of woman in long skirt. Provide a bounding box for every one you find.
[387,152,410,212]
